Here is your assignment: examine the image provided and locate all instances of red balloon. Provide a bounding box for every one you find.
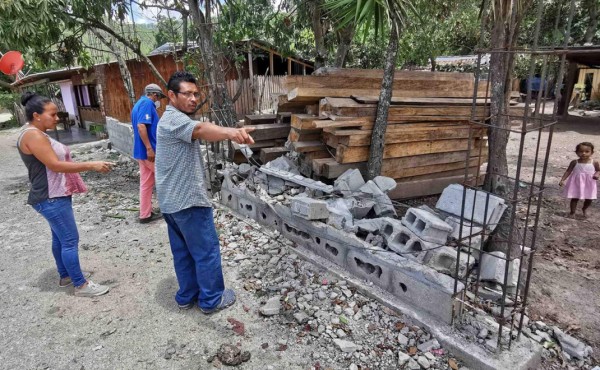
[0,51,24,75]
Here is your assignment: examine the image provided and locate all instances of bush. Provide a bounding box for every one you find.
[0,91,19,115]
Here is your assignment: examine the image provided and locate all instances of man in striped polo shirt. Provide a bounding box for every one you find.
[155,71,254,314]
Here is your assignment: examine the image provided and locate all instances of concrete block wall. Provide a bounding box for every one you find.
[106,117,133,157]
[401,207,452,244]
[221,173,465,324]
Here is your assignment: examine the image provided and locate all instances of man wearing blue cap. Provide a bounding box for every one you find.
[131,83,166,223]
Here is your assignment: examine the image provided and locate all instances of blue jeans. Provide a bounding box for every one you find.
[163,207,225,310]
[33,196,86,287]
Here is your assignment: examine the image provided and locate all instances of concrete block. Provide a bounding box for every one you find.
[255,202,283,233]
[311,236,350,267]
[221,189,239,212]
[382,220,437,263]
[479,251,520,286]
[435,184,506,227]
[346,249,393,291]
[354,218,388,235]
[359,181,396,217]
[344,197,374,219]
[290,196,329,220]
[334,169,365,194]
[445,216,484,253]
[326,198,354,230]
[388,253,465,324]
[401,208,452,244]
[424,246,476,278]
[373,176,397,192]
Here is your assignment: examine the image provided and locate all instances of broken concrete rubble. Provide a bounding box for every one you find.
[333,169,365,195]
[401,207,453,244]
[220,172,465,324]
[326,198,354,231]
[436,184,507,229]
[260,166,333,193]
[479,251,520,287]
[445,216,485,253]
[373,175,397,192]
[358,180,396,217]
[552,326,593,360]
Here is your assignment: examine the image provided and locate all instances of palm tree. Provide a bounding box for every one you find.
[325,0,414,180]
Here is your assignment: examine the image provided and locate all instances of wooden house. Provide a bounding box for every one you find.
[12,40,314,127]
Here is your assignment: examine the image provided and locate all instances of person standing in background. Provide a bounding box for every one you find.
[131,83,166,223]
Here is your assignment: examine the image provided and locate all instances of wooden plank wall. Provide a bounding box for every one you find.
[226,75,286,118]
[100,55,184,122]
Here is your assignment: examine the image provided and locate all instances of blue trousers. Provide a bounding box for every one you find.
[163,207,225,310]
[33,196,86,287]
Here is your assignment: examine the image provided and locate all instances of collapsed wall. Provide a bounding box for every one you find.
[221,163,468,325]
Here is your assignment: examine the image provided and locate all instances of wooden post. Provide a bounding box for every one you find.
[559,62,578,116]
[287,59,292,76]
[303,65,306,75]
[249,49,256,113]
[269,51,274,77]
[248,50,254,79]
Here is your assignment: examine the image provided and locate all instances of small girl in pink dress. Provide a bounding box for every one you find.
[559,142,600,218]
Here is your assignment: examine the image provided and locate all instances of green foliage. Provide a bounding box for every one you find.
[0,0,148,70]
[0,91,19,129]
[0,91,18,113]
[155,15,183,48]
[397,0,481,68]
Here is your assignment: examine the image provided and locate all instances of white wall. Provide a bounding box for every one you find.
[58,81,77,121]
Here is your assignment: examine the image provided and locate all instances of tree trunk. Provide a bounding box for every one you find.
[309,0,327,69]
[91,29,136,107]
[430,55,437,72]
[333,24,355,68]
[584,0,598,44]
[367,21,400,180]
[0,79,13,90]
[188,0,238,126]
[182,14,189,53]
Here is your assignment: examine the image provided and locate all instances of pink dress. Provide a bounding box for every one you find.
[562,161,597,200]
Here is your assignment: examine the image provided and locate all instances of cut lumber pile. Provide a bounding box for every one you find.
[229,114,290,164]
[280,68,492,198]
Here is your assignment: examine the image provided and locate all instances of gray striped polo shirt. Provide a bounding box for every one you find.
[155,105,211,214]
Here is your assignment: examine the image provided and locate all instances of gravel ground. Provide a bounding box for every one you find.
[1,110,598,370]
[0,128,464,370]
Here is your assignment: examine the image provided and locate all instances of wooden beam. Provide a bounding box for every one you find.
[289,127,323,142]
[314,151,486,179]
[291,114,319,129]
[352,96,492,106]
[312,68,475,81]
[260,147,290,163]
[335,138,486,163]
[243,123,291,141]
[328,126,486,147]
[244,114,277,125]
[287,58,292,76]
[269,51,274,77]
[387,174,484,200]
[291,141,327,153]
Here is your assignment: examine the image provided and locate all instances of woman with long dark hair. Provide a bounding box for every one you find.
[17,92,113,297]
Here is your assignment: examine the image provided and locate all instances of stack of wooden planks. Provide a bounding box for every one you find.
[281,68,495,198]
[229,113,292,164]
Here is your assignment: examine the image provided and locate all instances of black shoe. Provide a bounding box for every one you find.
[178,302,195,310]
[139,212,162,224]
